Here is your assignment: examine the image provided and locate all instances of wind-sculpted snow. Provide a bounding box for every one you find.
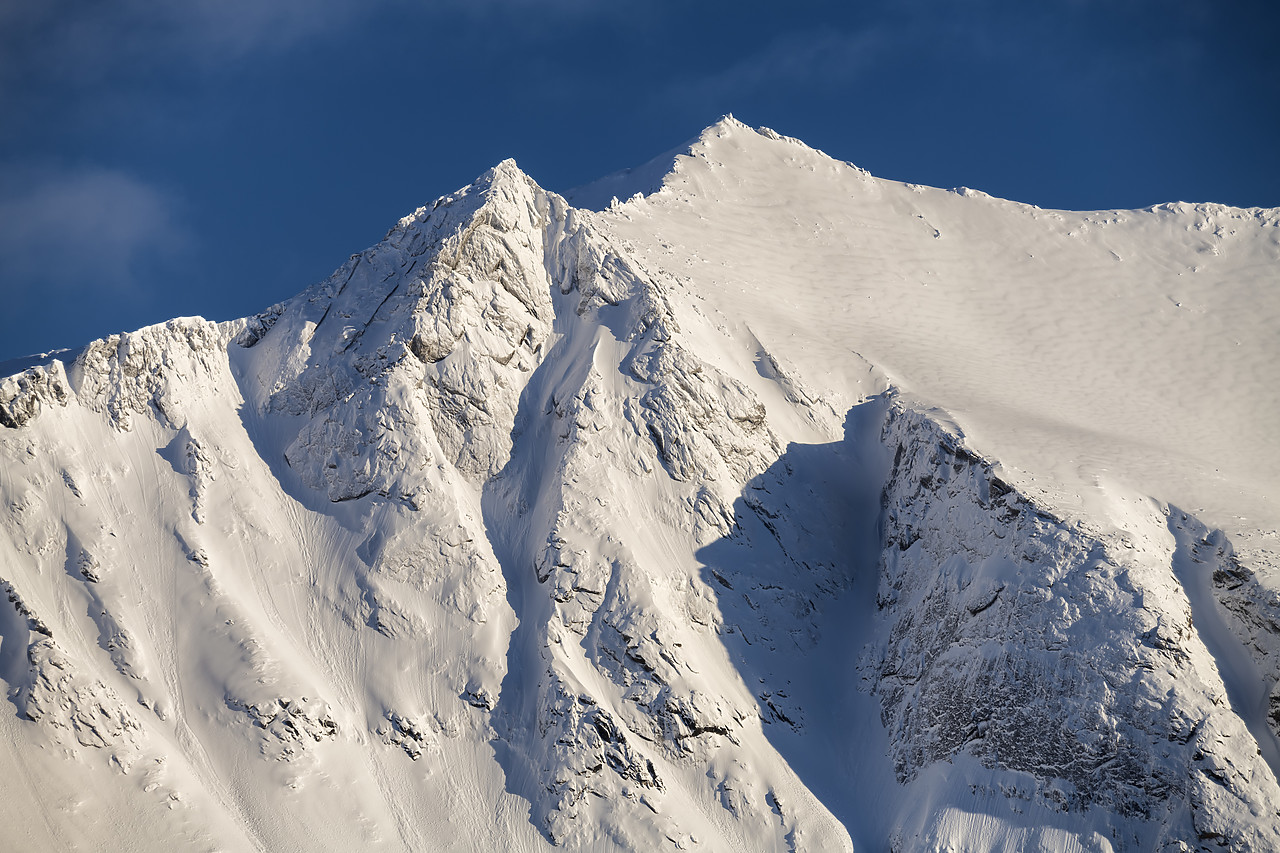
[1,119,1279,852]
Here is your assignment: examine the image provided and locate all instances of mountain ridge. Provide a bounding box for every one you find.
[2,120,1279,852]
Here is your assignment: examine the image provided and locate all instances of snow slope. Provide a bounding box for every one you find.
[595,120,1280,558]
[1,118,1278,852]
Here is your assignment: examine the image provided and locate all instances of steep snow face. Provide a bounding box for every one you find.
[2,121,1279,853]
[599,118,1280,563]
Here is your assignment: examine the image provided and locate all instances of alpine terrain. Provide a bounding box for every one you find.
[2,117,1279,852]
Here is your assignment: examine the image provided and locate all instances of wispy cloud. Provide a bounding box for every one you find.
[0,0,367,90]
[0,0,618,92]
[671,27,890,106]
[0,166,188,299]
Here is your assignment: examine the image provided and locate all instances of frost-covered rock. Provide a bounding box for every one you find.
[1173,512,1280,748]
[627,340,778,485]
[377,711,440,760]
[19,636,143,766]
[868,401,1280,849]
[0,361,71,428]
[228,696,338,761]
[254,160,558,495]
[284,372,439,504]
[3,577,53,637]
[69,318,234,430]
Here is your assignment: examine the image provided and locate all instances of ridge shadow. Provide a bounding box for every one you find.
[694,395,898,846]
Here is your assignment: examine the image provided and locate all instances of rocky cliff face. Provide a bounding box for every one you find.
[2,137,1278,852]
[870,403,1280,850]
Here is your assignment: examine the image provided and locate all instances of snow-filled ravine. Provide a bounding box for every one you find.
[2,118,1278,852]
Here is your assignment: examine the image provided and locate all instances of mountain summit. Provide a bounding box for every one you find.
[2,120,1279,852]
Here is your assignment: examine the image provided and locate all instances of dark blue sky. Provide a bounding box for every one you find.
[1,0,1276,362]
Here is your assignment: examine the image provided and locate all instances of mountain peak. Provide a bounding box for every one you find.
[478,156,537,192]
[3,121,1280,853]
[700,113,751,137]
[562,115,769,211]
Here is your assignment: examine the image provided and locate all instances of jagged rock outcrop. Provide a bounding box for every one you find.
[69,318,236,430]
[0,361,70,428]
[21,637,144,759]
[868,401,1280,850]
[249,160,559,502]
[20,635,144,753]
[1172,513,1280,747]
[227,696,338,761]
[3,580,143,767]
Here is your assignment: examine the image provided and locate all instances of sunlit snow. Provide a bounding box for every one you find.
[1,118,1278,852]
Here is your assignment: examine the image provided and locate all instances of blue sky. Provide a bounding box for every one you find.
[1,0,1276,362]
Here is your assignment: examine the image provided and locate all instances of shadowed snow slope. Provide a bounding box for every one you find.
[1,119,1278,852]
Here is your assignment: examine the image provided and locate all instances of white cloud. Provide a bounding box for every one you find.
[0,167,188,298]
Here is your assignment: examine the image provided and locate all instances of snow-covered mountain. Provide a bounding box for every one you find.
[2,117,1279,852]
